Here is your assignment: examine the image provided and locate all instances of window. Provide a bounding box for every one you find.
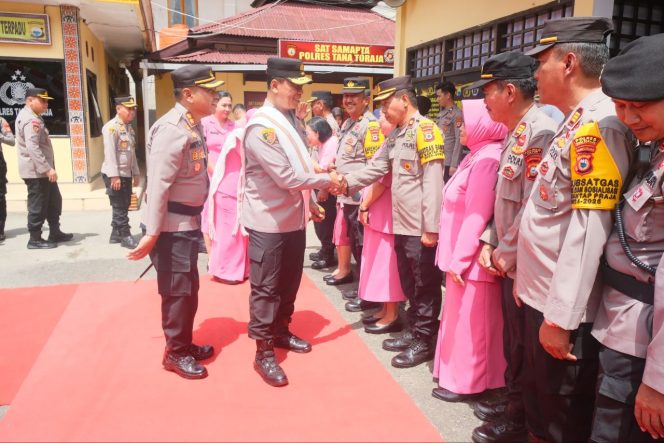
[168,0,198,28]
[447,27,495,72]
[409,41,444,81]
[86,70,103,137]
[499,3,574,53]
[611,0,663,56]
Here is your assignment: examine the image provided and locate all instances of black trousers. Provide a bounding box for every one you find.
[149,230,200,352]
[342,203,363,267]
[313,191,336,258]
[444,165,452,183]
[23,177,62,233]
[247,228,305,341]
[590,346,655,443]
[522,304,600,442]
[502,277,525,424]
[393,234,442,340]
[0,150,7,233]
[102,173,132,234]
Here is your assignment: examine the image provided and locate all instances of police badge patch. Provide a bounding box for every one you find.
[261,128,276,145]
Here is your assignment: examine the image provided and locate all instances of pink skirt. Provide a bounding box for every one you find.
[332,204,350,247]
[208,193,249,282]
[358,227,406,302]
[433,278,506,394]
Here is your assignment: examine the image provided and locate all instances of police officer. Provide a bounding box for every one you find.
[470,52,557,443]
[241,57,339,387]
[101,96,140,249]
[15,88,73,249]
[436,80,463,181]
[127,65,221,380]
[0,116,15,242]
[307,90,339,136]
[334,76,445,369]
[515,18,634,442]
[589,33,664,442]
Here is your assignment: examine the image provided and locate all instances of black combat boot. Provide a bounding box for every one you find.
[162,348,208,379]
[382,329,414,352]
[0,221,5,242]
[109,227,121,244]
[119,229,138,249]
[391,334,435,368]
[274,332,312,353]
[27,231,56,249]
[254,339,288,387]
[48,226,73,242]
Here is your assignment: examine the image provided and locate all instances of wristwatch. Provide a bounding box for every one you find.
[359,207,369,212]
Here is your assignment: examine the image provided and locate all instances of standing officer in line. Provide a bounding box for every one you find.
[329,77,383,298]
[590,33,664,442]
[307,90,340,136]
[0,116,15,242]
[241,57,340,387]
[436,80,463,181]
[471,52,557,443]
[333,76,445,369]
[128,65,221,380]
[515,18,634,442]
[101,96,140,249]
[15,88,73,249]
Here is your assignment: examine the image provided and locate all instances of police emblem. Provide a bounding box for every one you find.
[572,134,599,176]
[501,165,515,179]
[419,121,435,142]
[369,126,381,142]
[261,128,276,145]
[455,116,462,128]
[539,161,549,176]
[403,161,412,171]
[405,129,415,141]
[575,155,593,175]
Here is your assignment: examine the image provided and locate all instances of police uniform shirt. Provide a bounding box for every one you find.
[345,112,445,236]
[143,102,209,236]
[240,100,332,234]
[101,115,140,178]
[335,109,383,205]
[438,105,463,168]
[0,117,15,151]
[516,89,633,330]
[646,246,664,394]
[14,106,54,179]
[491,105,557,279]
[592,139,664,365]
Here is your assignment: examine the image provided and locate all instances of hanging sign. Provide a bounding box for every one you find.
[0,13,51,45]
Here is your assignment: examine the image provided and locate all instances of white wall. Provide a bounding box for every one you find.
[153,0,253,35]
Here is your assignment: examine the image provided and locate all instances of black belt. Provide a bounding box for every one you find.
[601,260,654,305]
[167,201,203,216]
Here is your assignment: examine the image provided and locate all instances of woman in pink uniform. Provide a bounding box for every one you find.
[357,111,406,333]
[201,92,235,254]
[433,99,507,402]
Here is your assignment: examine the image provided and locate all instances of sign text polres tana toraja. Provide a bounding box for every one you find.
[302,44,386,63]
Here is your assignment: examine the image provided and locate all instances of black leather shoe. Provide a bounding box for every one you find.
[311,257,337,270]
[187,343,214,361]
[364,318,403,334]
[474,398,508,422]
[109,228,121,244]
[472,419,528,443]
[27,238,57,249]
[342,289,358,300]
[391,338,434,368]
[120,235,138,249]
[48,230,73,242]
[361,314,381,325]
[162,350,208,379]
[432,387,479,403]
[255,340,288,387]
[345,298,380,312]
[382,329,414,352]
[274,333,312,353]
[309,251,322,261]
[327,273,353,285]
[0,232,6,242]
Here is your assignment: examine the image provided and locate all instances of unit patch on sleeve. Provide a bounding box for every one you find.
[524,147,543,181]
[363,121,385,160]
[261,128,277,145]
[570,122,621,210]
[416,119,444,164]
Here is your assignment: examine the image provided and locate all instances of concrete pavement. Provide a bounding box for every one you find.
[0,208,489,442]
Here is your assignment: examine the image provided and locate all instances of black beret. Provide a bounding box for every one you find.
[267,57,312,85]
[602,33,664,101]
[26,87,54,100]
[373,76,413,102]
[468,51,537,89]
[114,96,137,108]
[171,65,224,89]
[341,77,370,94]
[526,16,613,56]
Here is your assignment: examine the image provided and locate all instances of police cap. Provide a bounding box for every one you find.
[267,57,312,85]
[373,76,413,102]
[26,87,54,101]
[601,33,664,101]
[341,77,370,94]
[468,51,538,89]
[307,90,334,104]
[114,96,137,108]
[526,16,613,56]
[171,65,224,89]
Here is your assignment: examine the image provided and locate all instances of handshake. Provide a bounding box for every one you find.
[328,170,348,196]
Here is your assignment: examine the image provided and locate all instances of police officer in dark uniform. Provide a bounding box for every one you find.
[128,65,222,380]
[0,116,15,242]
[590,33,664,442]
[101,96,140,249]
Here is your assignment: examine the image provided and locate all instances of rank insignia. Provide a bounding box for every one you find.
[556,137,566,149]
[261,128,276,145]
[539,184,549,201]
[567,108,583,129]
[513,122,527,138]
[511,145,525,155]
[185,112,196,127]
[501,165,515,179]
[405,129,415,141]
[539,161,549,176]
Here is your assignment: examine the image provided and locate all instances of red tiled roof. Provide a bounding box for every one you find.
[191,2,394,46]
[165,49,271,64]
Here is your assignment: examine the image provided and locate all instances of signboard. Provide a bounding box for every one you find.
[0,13,50,45]
[0,59,68,135]
[279,40,394,67]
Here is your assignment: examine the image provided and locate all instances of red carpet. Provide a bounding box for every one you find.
[0,276,442,442]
